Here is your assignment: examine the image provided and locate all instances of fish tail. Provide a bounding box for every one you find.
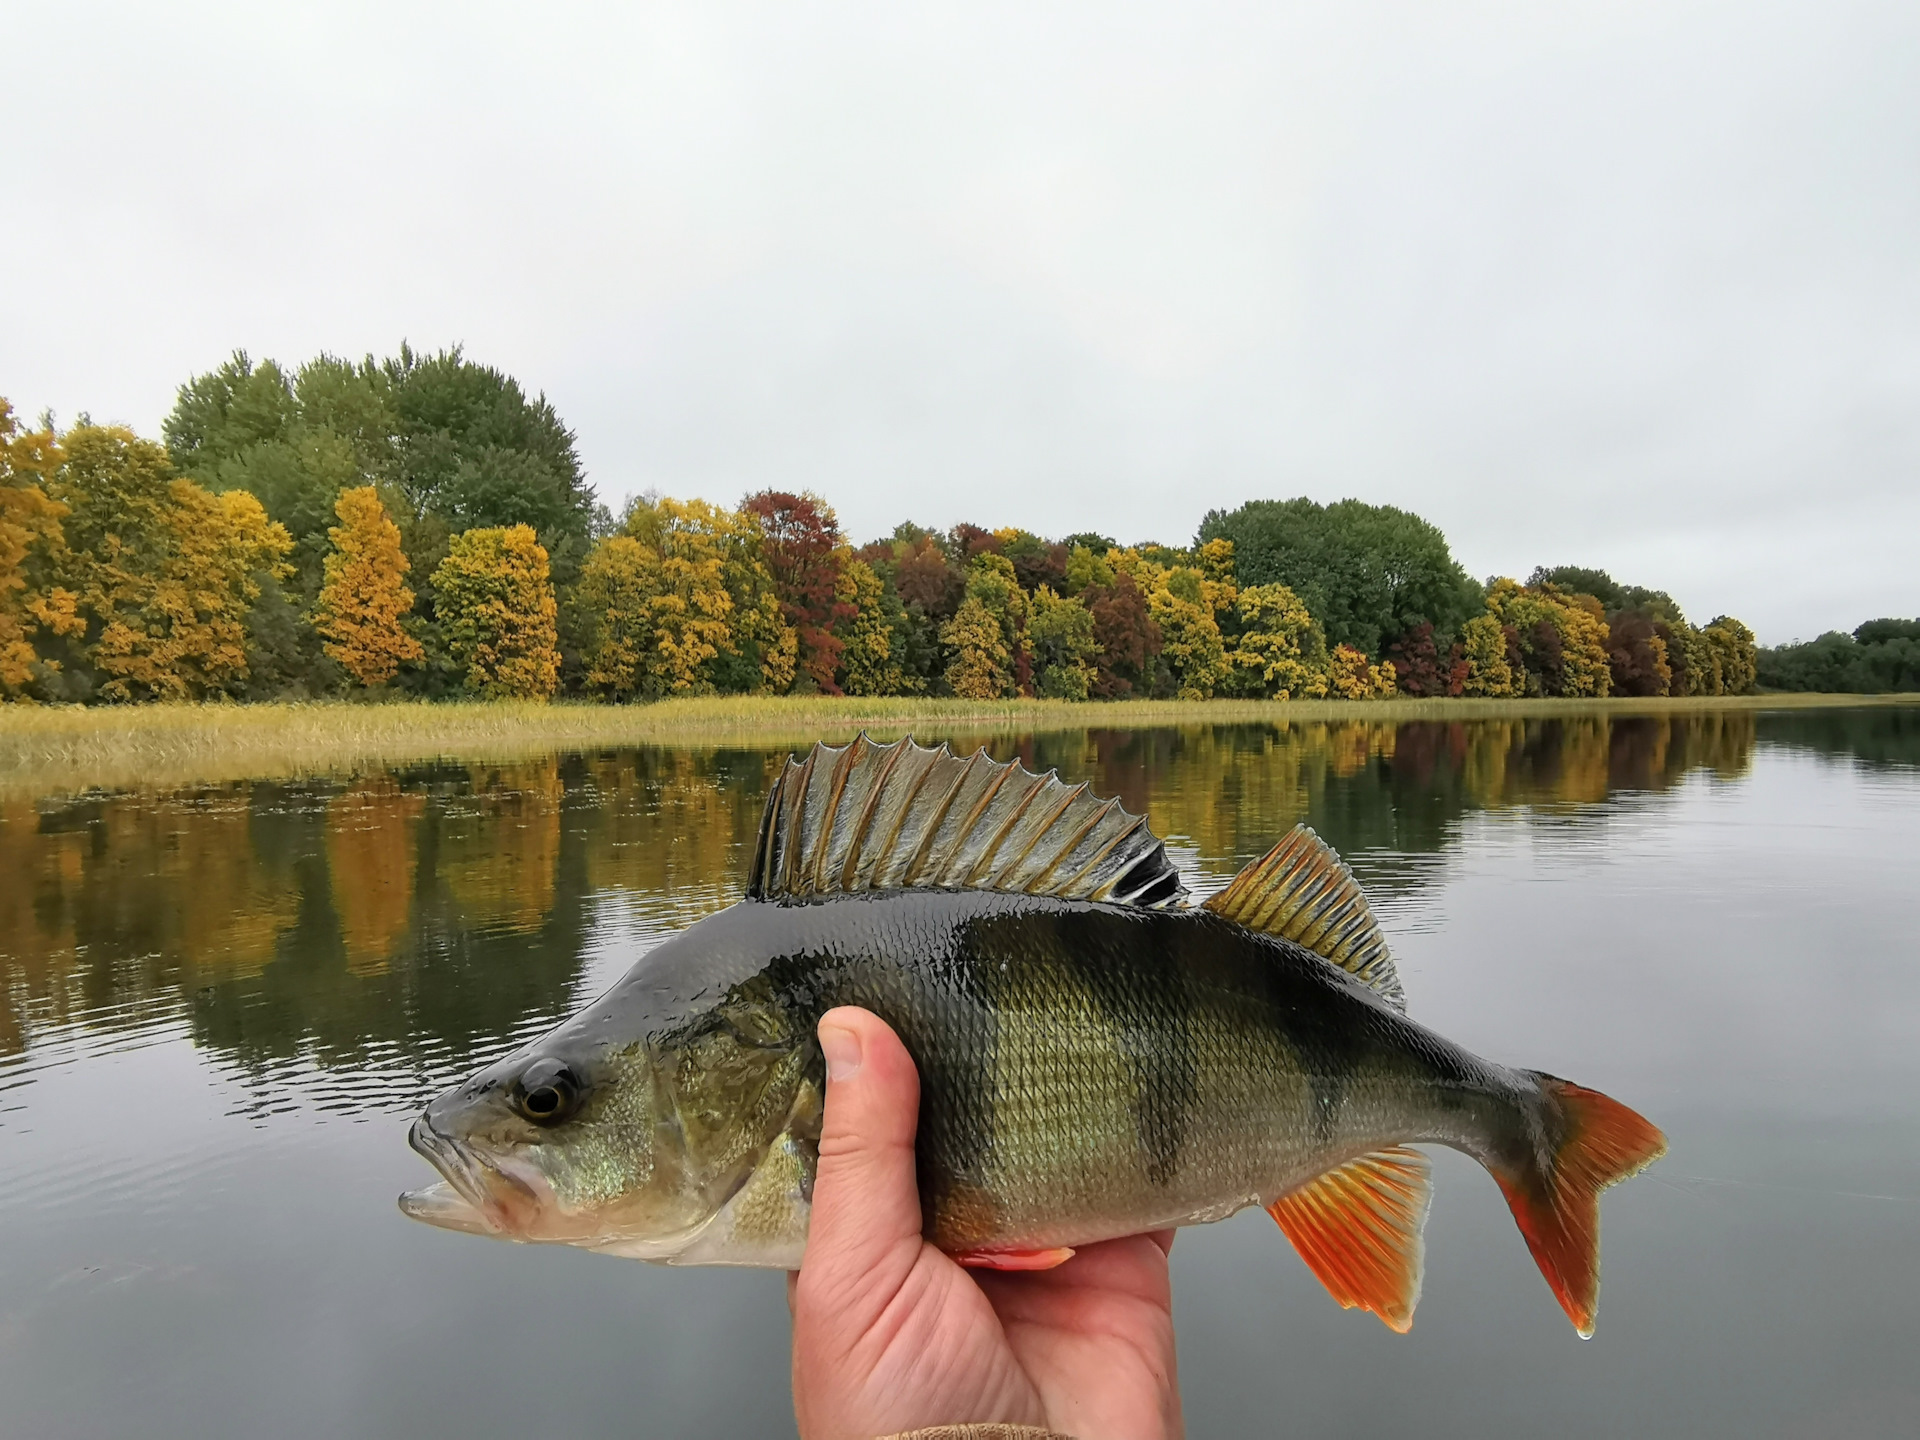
[1491,1074,1666,1338]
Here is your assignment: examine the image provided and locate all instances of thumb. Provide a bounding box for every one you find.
[800,1007,925,1306]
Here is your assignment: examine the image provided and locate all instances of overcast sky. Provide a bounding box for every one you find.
[6,1,1916,643]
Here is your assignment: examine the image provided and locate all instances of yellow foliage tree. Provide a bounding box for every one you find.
[1064,543,1114,595]
[1458,613,1518,696]
[941,595,1012,698]
[432,524,559,699]
[837,555,911,697]
[1485,577,1611,698]
[1195,536,1238,616]
[1702,616,1757,696]
[0,401,79,695]
[1327,644,1373,699]
[942,553,1025,697]
[315,486,422,686]
[611,495,799,695]
[1150,567,1228,699]
[577,525,730,699]
[49,425,292,700]
[1228,581,1328,699]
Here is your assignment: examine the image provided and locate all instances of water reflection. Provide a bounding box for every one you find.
[6,708,1914,1112]
[0,709,1811,1101]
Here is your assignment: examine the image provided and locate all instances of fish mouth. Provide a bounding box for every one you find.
[400,1114,548,1237]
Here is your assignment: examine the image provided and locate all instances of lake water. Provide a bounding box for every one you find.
[2,708,1916,1439]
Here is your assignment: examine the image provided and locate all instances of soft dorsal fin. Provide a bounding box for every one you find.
[1202,825,1405,1010]
[746,734,1187,909]
[1267,1146,1431,1333]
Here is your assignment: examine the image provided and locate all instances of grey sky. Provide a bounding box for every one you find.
[6,1,1915,643]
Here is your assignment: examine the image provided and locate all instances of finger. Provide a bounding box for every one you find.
[799,1007,925,1300]
[786,1271,798,1316]
[1148,1228,1176,1257]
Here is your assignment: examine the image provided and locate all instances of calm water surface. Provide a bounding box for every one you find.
[2,710,1917,1439]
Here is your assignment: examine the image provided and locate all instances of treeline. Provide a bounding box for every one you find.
[3,347,1765,705]
[1756,620,1920,694]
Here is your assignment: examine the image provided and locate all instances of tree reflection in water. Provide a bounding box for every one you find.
[1,707,1908,1110]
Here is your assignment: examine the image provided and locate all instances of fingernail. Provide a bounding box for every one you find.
[818,1020,862,1082]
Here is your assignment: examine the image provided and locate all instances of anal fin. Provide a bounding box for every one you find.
[953,1247,1076,1272]
[1267,1147,1431,1333]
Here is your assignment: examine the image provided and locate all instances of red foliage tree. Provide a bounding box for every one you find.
[893,534,963,620]
[1082,572,1162,698]
[1607,610,1667,696]
[948,523,1001,562]
[1007,540,1068,595]
[740,490,853,693]
[1389,621,1470,697]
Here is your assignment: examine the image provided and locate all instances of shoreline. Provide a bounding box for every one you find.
[1,692,1912,800]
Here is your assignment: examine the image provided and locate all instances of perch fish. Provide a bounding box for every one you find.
[402,735,1664,1335]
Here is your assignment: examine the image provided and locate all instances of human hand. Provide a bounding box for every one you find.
[789,1006,1183,1440]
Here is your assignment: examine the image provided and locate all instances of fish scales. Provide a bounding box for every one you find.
[402,737,1665,1337]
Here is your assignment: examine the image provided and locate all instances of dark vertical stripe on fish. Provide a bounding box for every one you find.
[1054,910,1196,1189]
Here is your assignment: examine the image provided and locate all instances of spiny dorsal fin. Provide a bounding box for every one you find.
[746,734,1187,909]
[1202,824,1405,1010]
[1267,1146,1431,1333]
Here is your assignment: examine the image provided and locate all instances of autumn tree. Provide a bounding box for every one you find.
[1386,621,1466,697]
[997,528,1068,594]
[1064,543,1114,597]
[1080,567,1161,698]
[1702,616,1758,696]
[315,486,422,686]
[1150,566,1228,699]
[959,553,1030,693]
[740,490,853,693]
[837,555,914,696]
[432,524,560,699]
[871,527,963,692]
[575,532,723,699]
[1027,585,1098,700]
[138,485,294,698]
[1458,614,1518,697]
[1485,578,1610,698]
[1606,610,1672,697]
[45,425,291,700]
[45,423,179,698]
[1327,643,1399,700]
[1227,581,1327,699]
[642,495,796,694]
[941,595,1012,699]
[1529,565,1624,611]
[0,401,79,696]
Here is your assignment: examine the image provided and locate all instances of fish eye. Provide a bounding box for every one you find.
[513,1058,582,1127]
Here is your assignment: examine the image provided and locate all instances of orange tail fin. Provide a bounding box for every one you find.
[1495,1078,1666,1338]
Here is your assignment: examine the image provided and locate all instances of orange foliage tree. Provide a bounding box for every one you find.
[0,401,80,695]
[315,486,423,686]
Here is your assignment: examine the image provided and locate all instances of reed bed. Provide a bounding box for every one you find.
[0,692,1909,800]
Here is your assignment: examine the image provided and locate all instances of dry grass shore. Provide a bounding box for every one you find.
[1,691,1911,799]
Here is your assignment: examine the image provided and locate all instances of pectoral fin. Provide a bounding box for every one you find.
[954,1247,1077,1271]
[1267,1147,1432,1332]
